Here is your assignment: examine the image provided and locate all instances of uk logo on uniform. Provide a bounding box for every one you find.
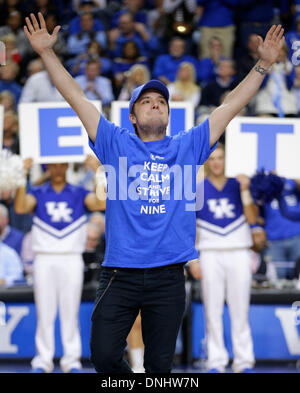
[207,198,235,219]
[45,202,73,223]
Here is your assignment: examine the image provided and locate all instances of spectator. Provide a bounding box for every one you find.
[68,40,112,77]
[2,110,19,154]
[27,0,58,18]
[75,59,114,106]
[67,154,101,192]
[286,15,300,61]
[0,203,24,256]
[237,33,260,82]
[26,58,45,77]
[260,179,300,282]
[152,36,199,85]
[0,34,21,64]
[110,0,148,29]
[195,0,238,58]
[14,160,105,373]
[109,11,159,58]
[198,36,224,85]
[198,58,237,116]
[0,0,25,26]
[0,61,22,104]
[118,63,150,100]
[113,40,149,89]
[0,90,16,112]
[19,68,64,102]
[254,44,297,117]
[236,0,274,52]
[67,11,107,56]
[0,10,33,59]
[68,0,105,34]
[167,62,201,108]
[0,241,24,287]
[44,12,67,57]
[147,0,169,45]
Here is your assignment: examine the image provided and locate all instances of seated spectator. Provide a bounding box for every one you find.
[67,11,107,56]
[237,33,260,83]
[0,34,21,65]
[286,16,300,61]
[254,45,297,117]
[0,10,33,59]
[0,241,24,287]
[0,61,22,104]
[75,59,114,106]
[118,64,150,100]
[236,0,274,53]
[19,68,64,102]
[68,0,105,34]
[26,0,58,18]
[198,36,224,85]
[198,58,237,116]
[152,36,199,85]
[0,203,24,256]
[195,0,237,59]
[113,40,149,89]
[0,0,25,26]
[67,154,101,192]
[110,0,148,30]
[67,40,111,77]
[260,179,300,282]
[147,0,169,44]
[2,110,19,154]
[167,62,201,108]
[109,11,159,58]
[0,90,16,112]
[26,58,45,77]
[44,12,67,57]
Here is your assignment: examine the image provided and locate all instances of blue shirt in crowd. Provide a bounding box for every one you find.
[0,242,23,286]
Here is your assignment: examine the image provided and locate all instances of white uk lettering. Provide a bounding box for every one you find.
[45,202,73,222]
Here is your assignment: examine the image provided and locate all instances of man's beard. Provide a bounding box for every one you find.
[138,118,167,138]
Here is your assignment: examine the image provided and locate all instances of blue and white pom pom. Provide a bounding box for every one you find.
[250,170,285,205]
[0,149,26,192]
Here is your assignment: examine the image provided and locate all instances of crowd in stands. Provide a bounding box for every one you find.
[1,0,300,289]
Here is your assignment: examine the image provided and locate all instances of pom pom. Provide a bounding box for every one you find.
[250,169,285,205]
[0,150,26,193]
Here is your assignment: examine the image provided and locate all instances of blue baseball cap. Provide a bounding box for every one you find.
[129,80,169,113]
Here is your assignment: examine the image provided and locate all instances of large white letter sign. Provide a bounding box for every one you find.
[19,101,101,163]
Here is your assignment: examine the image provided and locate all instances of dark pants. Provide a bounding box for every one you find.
[90,264,186,373]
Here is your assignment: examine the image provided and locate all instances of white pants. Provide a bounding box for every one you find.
[200,249,255,372]
[31,253,84,372]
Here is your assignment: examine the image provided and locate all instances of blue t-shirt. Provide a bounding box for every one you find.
[89,115,216,268]
[262,180,300,241]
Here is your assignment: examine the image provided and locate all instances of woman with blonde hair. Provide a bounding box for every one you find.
[118,64,150,101]
[167,62,201,108]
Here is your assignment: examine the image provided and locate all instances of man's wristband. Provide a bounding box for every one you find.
[250,223,263,233]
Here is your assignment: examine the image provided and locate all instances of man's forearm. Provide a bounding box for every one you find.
[209,59,271,146]
[40,48,85,105]
[222,59,271,113]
